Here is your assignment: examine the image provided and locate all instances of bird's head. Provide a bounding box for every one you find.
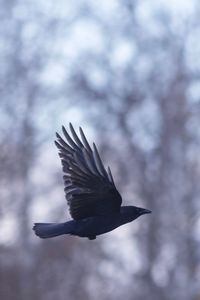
[120,205,151,223]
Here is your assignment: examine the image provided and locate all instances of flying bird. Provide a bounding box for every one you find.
[33,123,151,240]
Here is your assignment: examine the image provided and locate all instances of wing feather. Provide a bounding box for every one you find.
[55,124,122,220]
[69,123,84,148]
[93,143,109,180]
[108,166,116,187]
[79,127,92,152]
[62,126,81,152]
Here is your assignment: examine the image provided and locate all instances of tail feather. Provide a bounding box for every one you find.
[33,222,71,239]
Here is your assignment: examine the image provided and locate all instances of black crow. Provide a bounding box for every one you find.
[33,123,151,240]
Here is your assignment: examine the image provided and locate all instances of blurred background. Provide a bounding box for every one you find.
[0,0,200,299]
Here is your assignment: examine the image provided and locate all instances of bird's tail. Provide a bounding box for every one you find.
[33,222,72,239]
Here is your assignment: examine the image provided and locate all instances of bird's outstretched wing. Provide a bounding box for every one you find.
[55,123,122,220]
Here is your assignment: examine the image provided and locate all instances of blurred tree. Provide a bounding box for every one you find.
[0,0,200,300]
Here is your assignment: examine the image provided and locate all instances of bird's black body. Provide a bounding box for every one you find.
[33,124,151,240]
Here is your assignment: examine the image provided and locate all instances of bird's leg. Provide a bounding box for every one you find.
[88,236,96,240]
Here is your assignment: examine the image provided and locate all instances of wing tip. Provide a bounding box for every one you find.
[55,132,60,138]
[54,140,60,147]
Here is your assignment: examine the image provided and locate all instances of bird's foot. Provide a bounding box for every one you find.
[88,236,96,240]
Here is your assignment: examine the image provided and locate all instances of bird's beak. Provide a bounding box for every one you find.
[141,209,152,215]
